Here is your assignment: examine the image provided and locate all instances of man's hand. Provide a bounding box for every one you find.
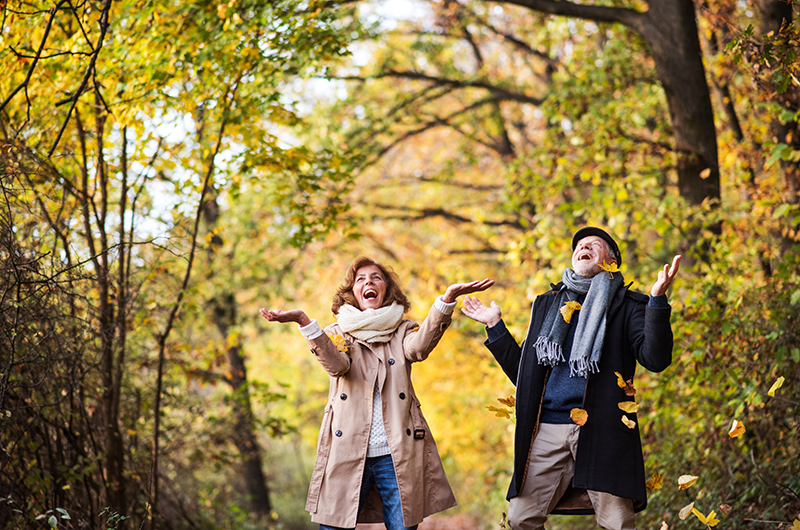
[260,308,311,327]
[461,295,502,328]
[442,278,495,303]
[651,255,681,297]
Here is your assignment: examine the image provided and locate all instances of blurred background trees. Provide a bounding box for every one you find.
[1,0,798,529]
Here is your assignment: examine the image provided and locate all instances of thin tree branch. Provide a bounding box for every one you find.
[0,0,70,115]
[48,0,113,157]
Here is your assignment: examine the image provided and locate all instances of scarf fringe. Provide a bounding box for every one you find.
[534,336,565,366]
[569,358,600,378]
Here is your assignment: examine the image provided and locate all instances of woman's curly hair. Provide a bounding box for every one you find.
[331,257,411,315]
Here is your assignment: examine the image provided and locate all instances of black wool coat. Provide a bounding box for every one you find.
[486,281,673,514]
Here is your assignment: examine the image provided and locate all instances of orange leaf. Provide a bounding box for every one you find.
[498,396,515,407]
[728,419,745,438]
[614,371,626,388]
[621,415,636,429]
[646,472,663,491]
[570,408,588,426]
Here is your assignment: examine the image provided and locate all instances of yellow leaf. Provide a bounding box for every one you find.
[728,419,746,438]
[615,371,626,388]
[327,333,349,353]
[678,502,695,520]
[678,474,698,490]
[410,325,420,333]
[597,260,620,278]
[621,415,636,429]
[700,168,712,179]
[570,408,588,426]
[618,401,639,413]
[693,508,720,527]
[559,300,582,323]
[646,472,663,490]
[792,519,800,530]
[768,376,785,396]
[486,405,512,419]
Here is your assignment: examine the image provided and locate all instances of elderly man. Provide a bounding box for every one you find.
[462,227,680,530]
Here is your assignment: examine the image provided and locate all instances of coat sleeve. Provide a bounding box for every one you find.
[402,302,453,363]
[484,292,551,385]
[307,325,352,377]
[627,295,673,373]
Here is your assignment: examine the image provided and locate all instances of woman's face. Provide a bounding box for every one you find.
[353,264,387,310]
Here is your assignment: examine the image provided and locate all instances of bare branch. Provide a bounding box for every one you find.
[493,0,643,29]
[0,0,71,115]
[48,0,113,157]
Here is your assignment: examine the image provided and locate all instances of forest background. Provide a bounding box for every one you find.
[1,0,799,529]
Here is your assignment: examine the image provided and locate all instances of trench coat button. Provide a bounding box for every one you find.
[388,358,395,365]
[399,392,406,400]
[406,428,411,436]
[335,430,342,437]
[340,393,347,401]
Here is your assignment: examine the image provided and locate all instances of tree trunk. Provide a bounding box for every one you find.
[497,0,722,207]
[202,196,272,517]
[634,1,721,206]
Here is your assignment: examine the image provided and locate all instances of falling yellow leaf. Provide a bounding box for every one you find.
[327,333,349,353]
[692,508,720,527]
[678,474,699,490]
[768,376,785,397]
[621,415,636,429]
[498,396,515,407]
[728,419,746,438]
[570,408,588,426]
[618,401,640,413]
[678,502,695,520]
[700,168,712,179]
[598,260,620,278]
[614,371,636,395]
[646,472,663,490]
[410,325,420,333]
[560,300,582,323]
[792,519,800,530]
[487,405,513,419]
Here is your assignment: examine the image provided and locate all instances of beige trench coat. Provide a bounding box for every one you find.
[304,303,457,528]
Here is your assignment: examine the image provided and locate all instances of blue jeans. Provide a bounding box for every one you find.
[320,454,418,530]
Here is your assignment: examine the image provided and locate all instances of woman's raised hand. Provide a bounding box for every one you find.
[259,308,311,327]
[442,278,495,303]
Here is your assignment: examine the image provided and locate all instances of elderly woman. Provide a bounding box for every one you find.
[261,256,493,530]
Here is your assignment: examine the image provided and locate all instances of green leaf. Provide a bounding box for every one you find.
[766,144,791,167]
[773,203,791,218]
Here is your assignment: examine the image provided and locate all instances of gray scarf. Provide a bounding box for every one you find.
[533,268,623,377]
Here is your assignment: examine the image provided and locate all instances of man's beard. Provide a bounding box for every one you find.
[573,261,600,278]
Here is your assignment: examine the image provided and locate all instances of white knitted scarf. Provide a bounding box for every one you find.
[336,302,405,343]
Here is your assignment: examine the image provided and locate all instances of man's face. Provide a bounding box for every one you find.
[572,235,615,278]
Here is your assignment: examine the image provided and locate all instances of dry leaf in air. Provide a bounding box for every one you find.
[678,502,695,520]
[768,376,785,397]
[621,415,636,429]
[618,401,640,413]
[598,260,620,278]
[728,419,746,438]
[560,300,582,323]
[692,508,720,527]
[328,333,349,353]
[717,504,731,515]
[659,522,668,530]
[646,472,663,490]
[678,474,698,490]
[570,408,588,426]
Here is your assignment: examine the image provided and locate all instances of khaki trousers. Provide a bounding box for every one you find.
[508,423,636,530]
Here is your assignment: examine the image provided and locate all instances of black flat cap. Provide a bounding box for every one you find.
[572,226,622,266]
